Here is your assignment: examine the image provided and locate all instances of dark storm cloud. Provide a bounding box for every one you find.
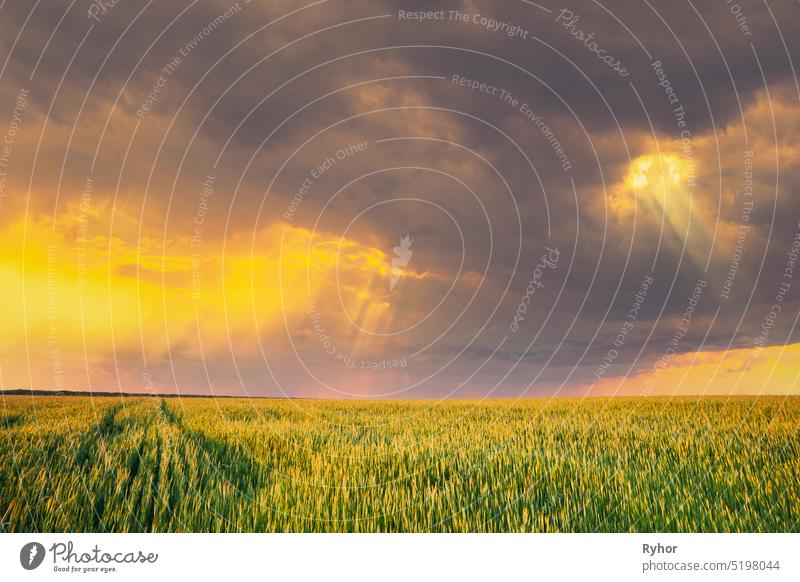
[4,0,795,153]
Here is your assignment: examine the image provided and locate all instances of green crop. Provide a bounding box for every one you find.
[1,396,798,532]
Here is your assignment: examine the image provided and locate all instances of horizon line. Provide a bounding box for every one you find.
[1,389,797,400]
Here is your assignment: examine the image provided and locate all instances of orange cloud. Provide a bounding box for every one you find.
[0,206,399,389]
[589,342,800,396]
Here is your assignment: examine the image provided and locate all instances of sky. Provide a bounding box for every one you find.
[1,0,799,398]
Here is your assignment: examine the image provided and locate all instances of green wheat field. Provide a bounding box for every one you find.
[1,395,798,532]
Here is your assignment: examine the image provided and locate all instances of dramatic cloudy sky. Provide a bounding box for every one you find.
[1,0,799,398]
